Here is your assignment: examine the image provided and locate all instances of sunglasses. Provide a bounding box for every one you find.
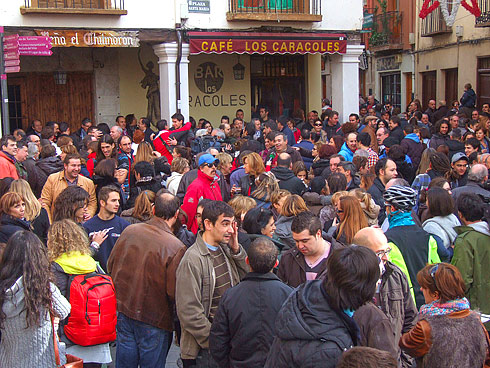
[314,123,323,127]
[204,162,218,168]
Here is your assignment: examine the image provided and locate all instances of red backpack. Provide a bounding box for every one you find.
[64,273,117,346]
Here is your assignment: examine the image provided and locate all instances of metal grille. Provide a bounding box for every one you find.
[229,0,320,15]
[23,0,125,10]
[421,6,451,36]
[476,0,490,26]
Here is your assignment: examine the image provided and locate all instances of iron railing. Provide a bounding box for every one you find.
[421,6,451,36]
[476,0,490,26]
[23,0,124,10]
[229,0,320,15]
[369,11,402,47]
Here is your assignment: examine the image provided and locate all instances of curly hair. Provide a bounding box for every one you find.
[0,231,53,328]
[47,219,91,262]
[52,186,89,223]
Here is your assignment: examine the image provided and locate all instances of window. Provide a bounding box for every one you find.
[21,0,126,15]
[381,73,401,108]
[421,7,451,36]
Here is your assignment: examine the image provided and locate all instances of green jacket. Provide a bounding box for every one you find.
[175,232,248,359]
[452,222,490,330]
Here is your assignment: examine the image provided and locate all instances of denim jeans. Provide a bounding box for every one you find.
[116,313,172,368]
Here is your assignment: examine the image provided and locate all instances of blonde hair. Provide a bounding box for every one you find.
[349,188,374,210]
[251,172,279,202]
[270,189,290,206]
[134,141,154,165]
[243,152,265,176]
[133,190,155,221]
[331,191,348,207]
[216,152,233,171]
[171,157,189,174]
[9,179,41,221]
[228,195,256,222]
[47,219,91,261]
[281,194,308,217]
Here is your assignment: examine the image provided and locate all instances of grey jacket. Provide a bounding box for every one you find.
[422,214,461,248]
[176,232,248,359]
[0,277,71,367]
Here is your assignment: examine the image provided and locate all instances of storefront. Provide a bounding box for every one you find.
[5,28,159,133]
[186,31,351,123]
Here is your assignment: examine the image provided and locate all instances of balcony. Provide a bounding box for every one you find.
[421,7,451,36]
[227,0,322,22]
[368,11,403,53]
[20,0,127,15]
[476,0,490,27]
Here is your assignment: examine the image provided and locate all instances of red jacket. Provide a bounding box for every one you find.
[181,169,222,233]
[0,151,19,180]
[153,122,192,164]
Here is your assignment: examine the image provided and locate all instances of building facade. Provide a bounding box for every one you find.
[414,0,490,110]
[361,0,416,112]
[1,0,365,133]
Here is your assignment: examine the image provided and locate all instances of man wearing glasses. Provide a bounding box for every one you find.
[181,153,223,234]
[354,227,417,368]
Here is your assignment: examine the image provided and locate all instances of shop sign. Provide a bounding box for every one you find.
[188,0,210,13]
[34,30,139,48]
[188,32,347,55]
[189,61,246,108]
[376,56,400,71]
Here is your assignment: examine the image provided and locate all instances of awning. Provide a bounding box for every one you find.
[188,31,347,55]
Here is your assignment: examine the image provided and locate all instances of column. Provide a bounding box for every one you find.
[331,44,364,124]
[153,42,190,124]
[306,54,322,114]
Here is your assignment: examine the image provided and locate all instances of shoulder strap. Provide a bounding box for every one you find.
[51,313,61,366]
[158,135,172,152]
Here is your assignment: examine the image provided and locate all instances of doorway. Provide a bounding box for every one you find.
[250,54,305,119]
[422,71,437,110]
[444,68,458,106]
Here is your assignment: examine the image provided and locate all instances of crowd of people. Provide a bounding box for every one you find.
[0,94,490,368]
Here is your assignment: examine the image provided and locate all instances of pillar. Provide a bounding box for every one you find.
[153,42,190,125]
[331,44,364,124]
[306,54,322,114]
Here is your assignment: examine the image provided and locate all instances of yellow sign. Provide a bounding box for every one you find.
[35,30,139,48]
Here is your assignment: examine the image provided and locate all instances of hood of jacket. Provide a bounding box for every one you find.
[93,174,119,188]
[404,133,420,143]
[271,166,296,181]
[54,251,97,275]
[36,156,64,175]
[360,199,380,220]
[456,221,490,237]
[3,277,26,319]
[423,214,461,236]
[274,280,358,344]
[167,171,183,185]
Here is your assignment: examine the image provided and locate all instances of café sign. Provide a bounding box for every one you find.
[34,30,139,48]
[188,32,347,55]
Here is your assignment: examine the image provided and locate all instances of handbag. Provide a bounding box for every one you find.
[51,314,84,368]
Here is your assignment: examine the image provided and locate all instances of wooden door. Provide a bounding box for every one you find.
[445,68,458,106]
[478,57,490,108]
[9,72,95,133]
[405,72,412,108]
[422,71,437,110]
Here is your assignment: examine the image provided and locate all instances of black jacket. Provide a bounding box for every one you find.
[446,139,465,160]
[271,167,306,195]
[324,122,341,141]
[23,157,44,198]
[367,177,386,224]
[400,137,425,169]
[389,126,404,144]
[311,159,330,178]
[209,272,293,368]
[277,236,343,288]
[36,156,64,186]
[0,214,31,243]
[264,280,359,368]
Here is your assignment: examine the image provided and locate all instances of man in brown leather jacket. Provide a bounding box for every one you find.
[108,192,186,367]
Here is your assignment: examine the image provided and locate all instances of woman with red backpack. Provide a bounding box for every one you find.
[48,219,116,368]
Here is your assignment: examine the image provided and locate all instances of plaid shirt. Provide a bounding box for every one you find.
[366,147,379,169]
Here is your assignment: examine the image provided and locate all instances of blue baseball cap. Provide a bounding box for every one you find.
[198,153,219,167]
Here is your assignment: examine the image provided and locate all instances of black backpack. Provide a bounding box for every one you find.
[191,136,221,155]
